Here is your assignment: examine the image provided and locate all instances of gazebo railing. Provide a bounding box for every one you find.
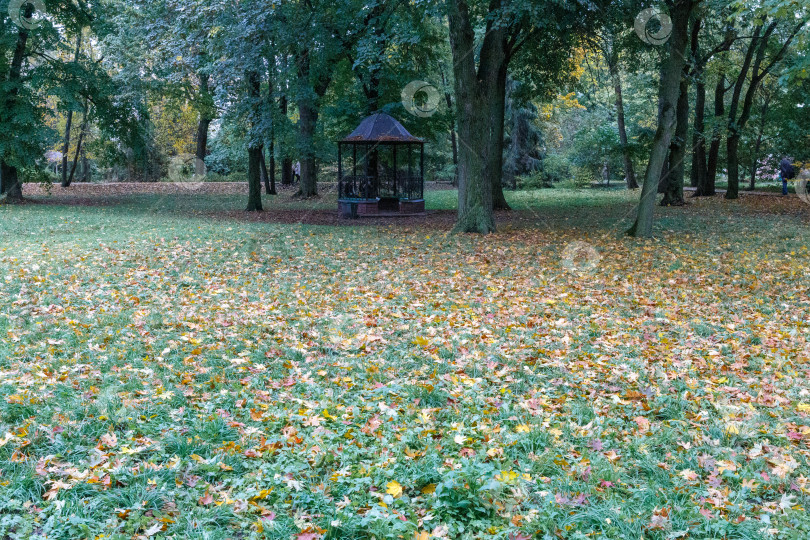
[339,175,378,199]
[377,174,424,200]
[339,174,424,201]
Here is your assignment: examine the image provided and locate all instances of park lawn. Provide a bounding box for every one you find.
[0,188,809,539]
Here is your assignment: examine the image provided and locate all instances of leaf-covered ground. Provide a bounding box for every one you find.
[1,187,809,539]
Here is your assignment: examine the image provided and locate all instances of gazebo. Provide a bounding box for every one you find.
[337,113,425,217]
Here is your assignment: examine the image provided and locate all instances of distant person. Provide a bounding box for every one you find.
[293,161,301,183]
[780,157,795,196]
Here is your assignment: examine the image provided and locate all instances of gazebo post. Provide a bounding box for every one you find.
[393,144,398,197]
[408,144,413,199]
[337,143,343,197]
[420,142,425,199]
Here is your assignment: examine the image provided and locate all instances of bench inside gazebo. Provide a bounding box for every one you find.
[337,113,425,218]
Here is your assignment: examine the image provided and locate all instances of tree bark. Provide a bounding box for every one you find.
[195,73,212,177]
[691,76,709,193]
[259,146,269,192]
[61,31,83,187]
[608,51,637,189]
[628,0,694,238]
[748,91,771,190]
[446,0,508,233]
[725,24,769,199]
[706,71,726,195]
[279,56,293,186]
[67,97,89,186]
[661,66,689,206]
[265,58,277,195]
[295,49,326,198]
[268,138,277,195]
[246,71,263,211]
[0,20,30,200]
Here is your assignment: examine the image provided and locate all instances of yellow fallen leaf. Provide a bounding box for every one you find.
[797,403,810,413]
[386,480,403,498]
[515,424,531,433]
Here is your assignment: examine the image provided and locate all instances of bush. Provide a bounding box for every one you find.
[572,165,597,188]
[541,153,571,183]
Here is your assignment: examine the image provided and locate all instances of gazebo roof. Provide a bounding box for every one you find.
[341,113,423,143]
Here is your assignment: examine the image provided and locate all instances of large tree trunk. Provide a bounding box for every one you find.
[447,0,508,233]
[61,31,83,187]
[706,72,725,195]
[1,21,30,200]
[691,74,710,195]
[296,99,319,197]
[628,0,694,238]
[267,138,277,195]
[609,54,637,189]
[295,50,321,198]
[661,71,689,206]
[195,72,212,176]
[67,97,89,186]
[246,71,263,211]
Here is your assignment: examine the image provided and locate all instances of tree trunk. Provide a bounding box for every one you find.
[67,97,89,186]
[265,58,277,195]
[706,72,725,196]
[661,71,689,206]
[259,146,269,192]
[279,62,293,186]
[725,24,766,200]
[609,54,637,189]
[447,0,507,233]
[268,138,277,195]
[195,73,212,176]
[296,98,319,197]
[295,50,321,198]
[61,31,83,187]
[0,21,30,200]
[246,71,263,211]
[691,74,709,195]
[628,0,694,238]
[748,92,770,190]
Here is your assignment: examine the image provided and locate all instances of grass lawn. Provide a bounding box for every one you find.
[1,185,809,539]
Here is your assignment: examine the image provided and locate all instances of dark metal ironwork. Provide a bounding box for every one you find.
[337,113,425,209]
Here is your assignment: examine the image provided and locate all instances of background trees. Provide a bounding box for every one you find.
[2,0,808,236]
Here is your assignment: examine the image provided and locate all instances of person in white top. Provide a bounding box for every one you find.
[293,161,301,182]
